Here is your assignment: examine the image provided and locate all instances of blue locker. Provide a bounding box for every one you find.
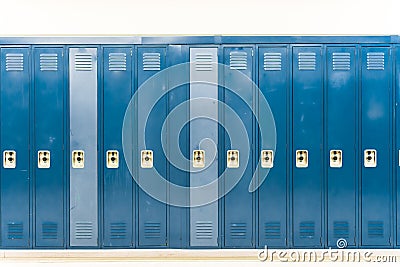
[102,47,134,247]
[33,48,65,247]
[258,46,288,248]
[361,47,391,247]
[292,46,323,247]
[396,46,400,247]
[167,45,189,248]
[223,47,254,247]
[0,48,31,248]
[69,48,98,247]
[326,46,357,248]
[189,47,219,247]
[137,47,168,247]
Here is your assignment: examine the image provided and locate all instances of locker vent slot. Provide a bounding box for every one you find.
[7,222,23,240]
[298,52,316,71]
[230,51,247,70]
[110,222,127,239]
[332,53,351,71]
[195,221,213,239]
[6,53,24,71]
[367,52,385,70]
[42,222,58,239]
[194,53,213,71]
[144,222,161,239]
[299,221,315,238]
[143,53,161,71]
[264,222,281,239]
[40,53,58,71]
[74,54,93,71]
[230,223,247,239]
[75,222,93,239]
[333,221,349,238]
[108,53,127,71]
[263,52,282,71]
[368,221,384,238]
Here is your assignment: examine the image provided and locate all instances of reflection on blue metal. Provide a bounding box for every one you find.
[0,36,398,249]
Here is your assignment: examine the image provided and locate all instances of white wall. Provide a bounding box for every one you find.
[0,0,398,35]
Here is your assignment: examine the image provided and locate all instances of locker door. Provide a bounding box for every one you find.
[69,48,98,247]
[396,46,400,247]
[34,48,65,247]
[361,47,391,247]
[326,47,357,248]
[0,48,30,248]
[292,46,323,247]
[167,45,189,248]
[103,47,134,247]
[223,47,254,248]
[189,47,219,247]
[137,47,167,247]
[258,46,288,248]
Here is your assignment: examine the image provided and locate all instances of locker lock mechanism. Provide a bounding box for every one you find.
[72,150,85,168]
[3,150,16,169]
[364,149,377,168]
[296,150,308,168]
[261,150,274,168]
[227,150,239,168]
[330,150,342,168]
[106,150,119,169]
[38,150,51,169]
[193,150,205,168]
[141,150,153,168]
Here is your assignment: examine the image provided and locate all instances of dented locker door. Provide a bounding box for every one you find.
[137,47,168,247]
[258,46,288,248]
[361,47,391,247]
[0,48,30,248]
[34,47,65,247]
[69,47,98,247]
[103,47,134,247]
[292,46,323,247]
[326,46,357,248]
[223,46,254,248]
[189,47,219,247]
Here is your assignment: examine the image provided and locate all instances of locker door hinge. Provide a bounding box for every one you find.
[130,49,133,56]
[251,49,254,57]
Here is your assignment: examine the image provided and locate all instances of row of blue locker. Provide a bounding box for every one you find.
[0,43,398,249]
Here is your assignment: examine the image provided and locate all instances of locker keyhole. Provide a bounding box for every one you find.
[227,150,239,168]
[296,150,308,168]
[3,150,16,169]
[72,150,85,168]
[193,150,205,168]
[106,150,119,169]
[141,150,153,168]
[364,149,377,168]
[330,150,342,168]
[261,150,274,168]
[38,150,51,168]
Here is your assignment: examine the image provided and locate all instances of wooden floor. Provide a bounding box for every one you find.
[0,249,399,264]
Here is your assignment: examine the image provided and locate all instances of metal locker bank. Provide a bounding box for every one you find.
[0,35,399,249]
